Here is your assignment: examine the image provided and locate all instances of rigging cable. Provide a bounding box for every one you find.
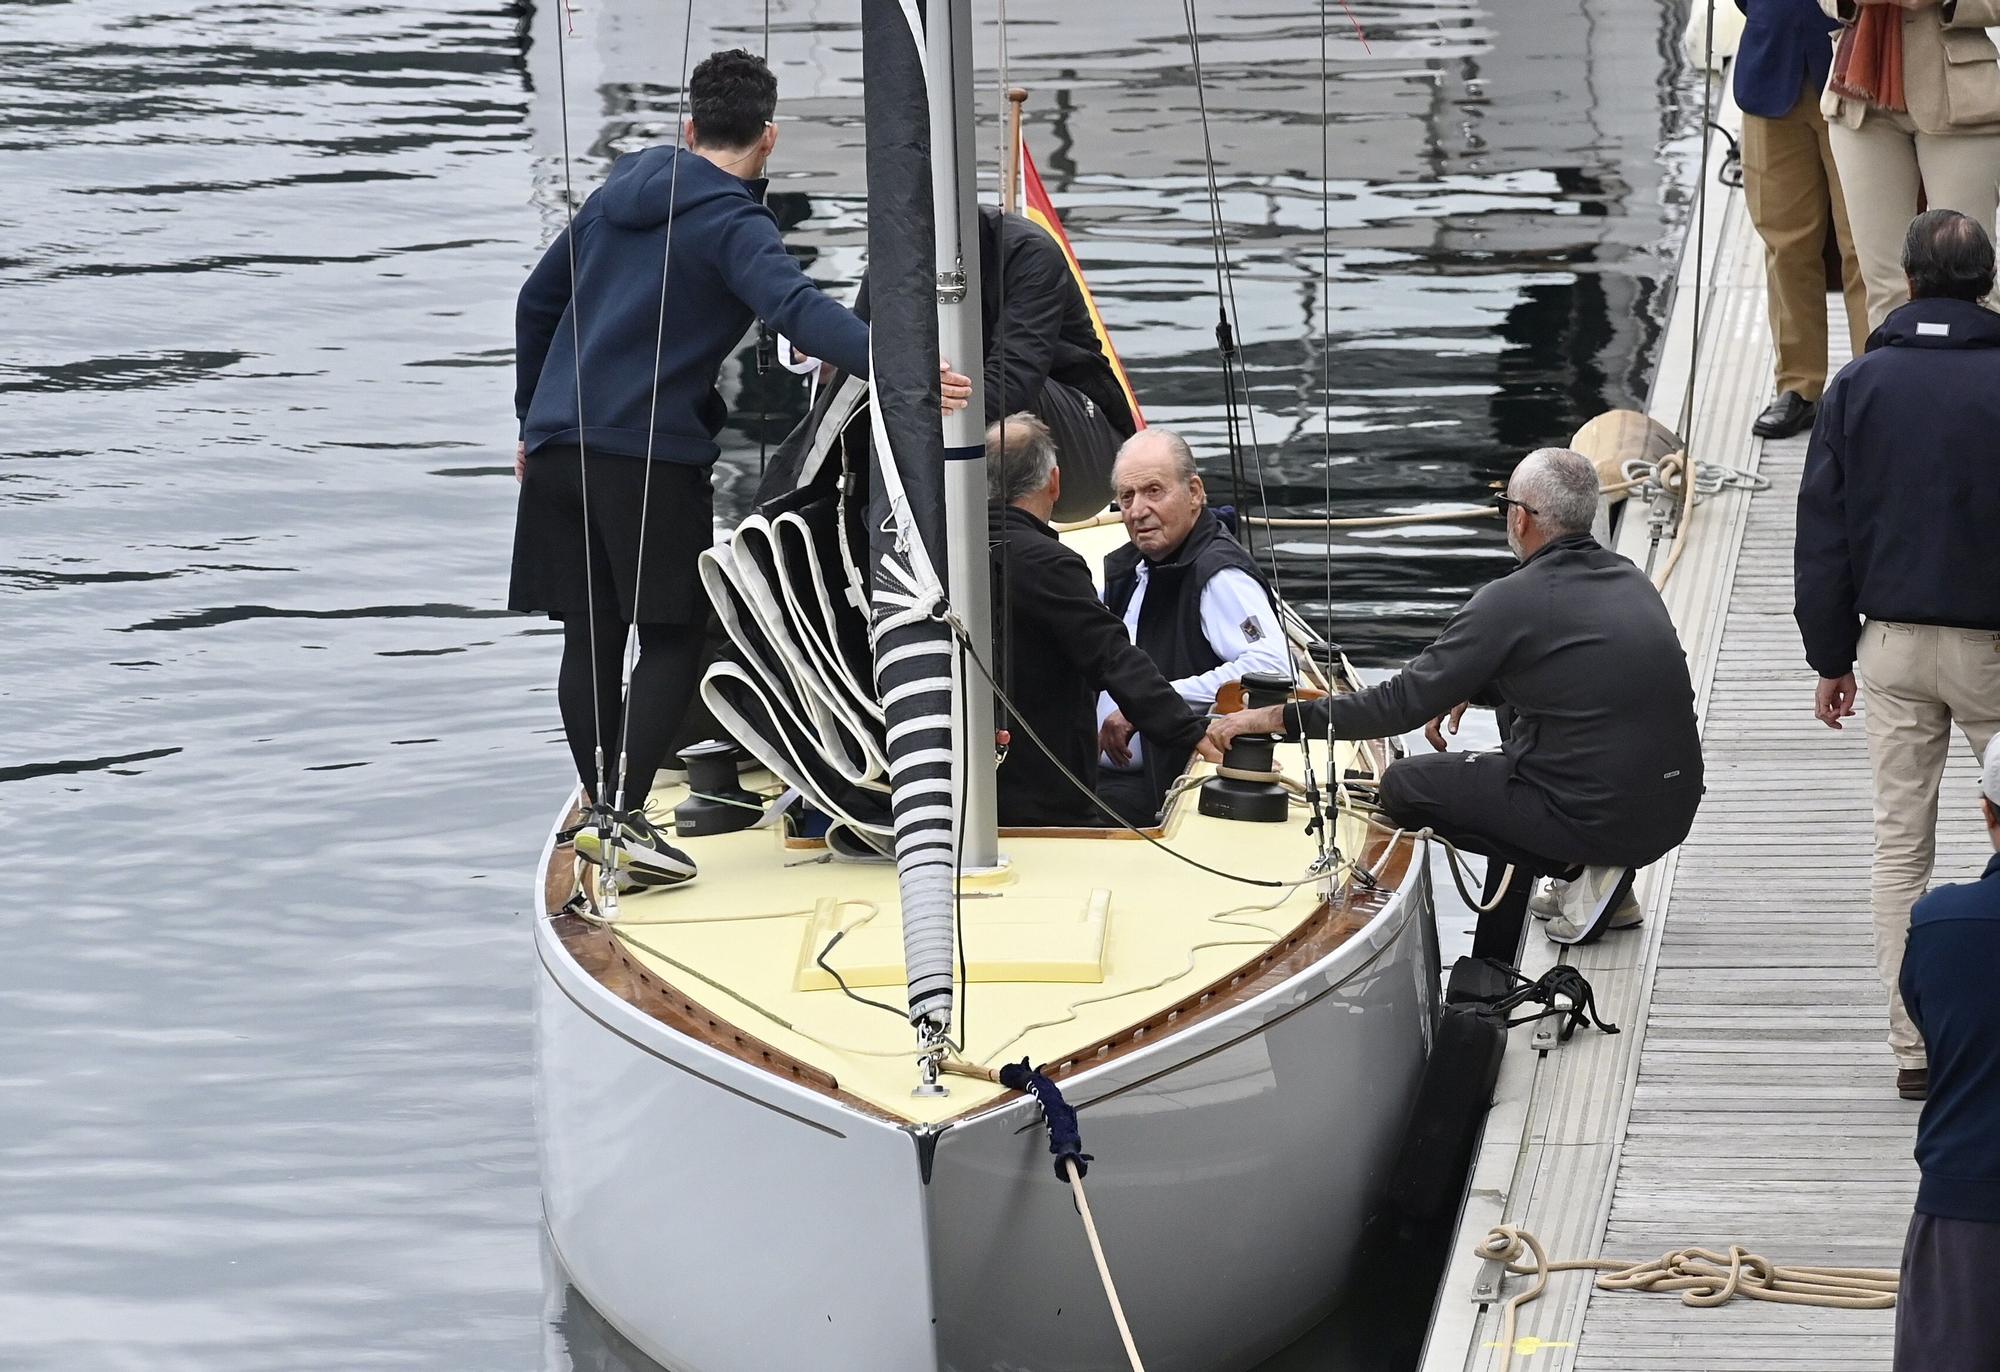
[1652,0,1717,591]
[609,1,700,824]
[550,0,610,823]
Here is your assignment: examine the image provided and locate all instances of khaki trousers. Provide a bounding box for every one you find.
[1743,86,1868,398]
[1828,109,2000,331]
[1856,621,2000,1068]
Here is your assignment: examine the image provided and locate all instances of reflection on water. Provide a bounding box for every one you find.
[0,1,1693,1368]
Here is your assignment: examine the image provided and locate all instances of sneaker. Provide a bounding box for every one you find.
[1532,876,1643,929]
[572,808,697,886]
[1544,865,1638,945]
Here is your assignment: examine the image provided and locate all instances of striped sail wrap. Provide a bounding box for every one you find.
[862,0,958,1033]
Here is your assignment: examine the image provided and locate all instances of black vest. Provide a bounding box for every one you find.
[1102,511,1274,805]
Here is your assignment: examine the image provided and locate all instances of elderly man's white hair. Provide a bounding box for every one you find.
[1115,427,1199,485]
[1509,447,1600,535]
[986,412,1058,505]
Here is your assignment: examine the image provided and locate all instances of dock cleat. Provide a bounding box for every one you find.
[571,808,698,887]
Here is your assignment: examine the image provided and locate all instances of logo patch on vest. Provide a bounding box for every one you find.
[1241,616,1265,642]
[1916,321,1951,337]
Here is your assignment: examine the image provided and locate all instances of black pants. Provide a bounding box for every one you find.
[1377,750,1693,962]
[1037,378,1122,522]
[1897,1211,2000,1371]
[559,611,704,811]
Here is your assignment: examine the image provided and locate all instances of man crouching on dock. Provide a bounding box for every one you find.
[1209,447,1704,957]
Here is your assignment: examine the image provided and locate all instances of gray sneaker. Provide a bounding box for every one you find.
[1545,866,1639,945]
[1532,876,1643,929]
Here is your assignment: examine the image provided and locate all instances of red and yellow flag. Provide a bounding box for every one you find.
[1016,142,1146,429]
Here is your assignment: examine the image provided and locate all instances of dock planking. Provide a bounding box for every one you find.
[1422,81,1988,1372]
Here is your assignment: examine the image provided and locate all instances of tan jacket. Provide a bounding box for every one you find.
[1820,0,2000,132]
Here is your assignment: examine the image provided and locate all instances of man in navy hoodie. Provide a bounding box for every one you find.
[1795,209,2000,1098]
[1894,735,2000,1371]
[509,49,969,885]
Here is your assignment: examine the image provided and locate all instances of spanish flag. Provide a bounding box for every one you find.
[1016,142,1146,429]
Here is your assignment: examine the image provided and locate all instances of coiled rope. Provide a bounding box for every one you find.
[1473,1225,1897,1372]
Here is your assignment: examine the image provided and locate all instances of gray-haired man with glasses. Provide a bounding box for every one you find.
[1211,447,1704,957]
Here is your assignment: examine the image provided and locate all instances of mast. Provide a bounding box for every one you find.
[927,0,997,871]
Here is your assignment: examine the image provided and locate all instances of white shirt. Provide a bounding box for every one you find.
[1096,564,1288,767]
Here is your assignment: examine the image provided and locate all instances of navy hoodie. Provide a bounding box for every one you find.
[1795,296,2000,678]
[1901,851,2000,1223]
[514,146,870,465]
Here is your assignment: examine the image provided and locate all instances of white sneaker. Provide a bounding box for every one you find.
[1532,876,1643,928]
[1545,866,1639,945]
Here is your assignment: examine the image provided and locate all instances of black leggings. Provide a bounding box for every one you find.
[559,608,704,811]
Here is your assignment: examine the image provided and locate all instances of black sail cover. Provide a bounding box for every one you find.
[862,0,958,1033]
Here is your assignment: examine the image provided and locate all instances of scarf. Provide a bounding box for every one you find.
[1830,7,1906,113]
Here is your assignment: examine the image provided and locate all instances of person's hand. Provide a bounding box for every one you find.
[939,359,972,414]
[1207,703,1283,754]
[514,440,526,484]
[1815,672,1859,729]
[1195,734,1224,764]
[1424,702,1470,752]
[1098,709,1136,768]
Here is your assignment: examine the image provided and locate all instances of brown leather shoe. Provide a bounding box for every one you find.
[1897,1067,1929,1101]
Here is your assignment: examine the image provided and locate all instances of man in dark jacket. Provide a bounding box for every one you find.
[1095,429,1286,825]
[1735,0,1866,438]
[1795,208,2000,1097]
[1213,448,1704,956]
[986,415,1216,827]
[977,207,1135,519]
[509,48,969,885]
[1894,736,2000,1372]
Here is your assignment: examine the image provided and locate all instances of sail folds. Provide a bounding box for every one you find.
[862,0,959,1033]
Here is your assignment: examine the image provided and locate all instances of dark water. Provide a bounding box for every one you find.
[0,1,1696,1367]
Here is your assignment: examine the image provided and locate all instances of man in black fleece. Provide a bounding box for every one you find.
[1212,447,1703,955]
[509,50,968,886]
[1894,736,2000,1372]
[986,414,1217,827]
[1795,208,2000,1099]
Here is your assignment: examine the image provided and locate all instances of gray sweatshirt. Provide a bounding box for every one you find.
[1291,534,1703,836]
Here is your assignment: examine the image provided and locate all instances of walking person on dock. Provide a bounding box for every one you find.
[1737,0,1869,439]
[509,48,970,885]
[1794,207,2000,1099]
[1892,735,2000,1371]
[1818,0,2000,330]
[1209,447,1704,957]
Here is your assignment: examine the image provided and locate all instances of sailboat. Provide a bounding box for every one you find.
[531,4,1439,1369]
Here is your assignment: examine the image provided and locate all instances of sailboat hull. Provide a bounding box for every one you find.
[535,859,1439,1372]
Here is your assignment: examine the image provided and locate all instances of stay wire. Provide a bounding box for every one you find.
[551,1,608,815]
[609,0,699,815]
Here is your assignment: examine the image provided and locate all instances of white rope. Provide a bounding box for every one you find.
[1068,1158,1146,1372]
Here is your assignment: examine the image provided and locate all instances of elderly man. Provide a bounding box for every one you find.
[1795,208,2000,1100]
[986,415,1217,828]
[1094,429,1287,825]
[1894,736,2000,1372]
[1213,448,1704,953]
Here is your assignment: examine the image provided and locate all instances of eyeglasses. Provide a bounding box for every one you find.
[1493,493,1538,516]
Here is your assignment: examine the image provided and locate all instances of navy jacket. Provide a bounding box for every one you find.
[515,147,870,465]
[1902,851,2000,1223]
[1794,297,2000,678]
[1733,0,1837,119]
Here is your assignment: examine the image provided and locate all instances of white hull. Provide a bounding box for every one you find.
[534,852,1438,1372]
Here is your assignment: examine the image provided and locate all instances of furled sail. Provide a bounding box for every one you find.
[862,0,959,1034]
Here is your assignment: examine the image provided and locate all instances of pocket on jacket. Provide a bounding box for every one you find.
[1941,26,2000,128]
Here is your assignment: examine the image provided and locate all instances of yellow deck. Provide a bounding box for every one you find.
[605,741,1370,1125]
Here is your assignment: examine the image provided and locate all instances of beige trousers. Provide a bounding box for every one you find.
[1743,86,1868,398]
[1856,621,2000,1068]
[1827,110,2000,331]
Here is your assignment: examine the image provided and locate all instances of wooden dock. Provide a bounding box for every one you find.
[1419,86,1990,1372]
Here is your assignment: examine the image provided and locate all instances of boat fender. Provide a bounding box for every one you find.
[1385,1003,1508,1222]
[1000,1059,1092,1182]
